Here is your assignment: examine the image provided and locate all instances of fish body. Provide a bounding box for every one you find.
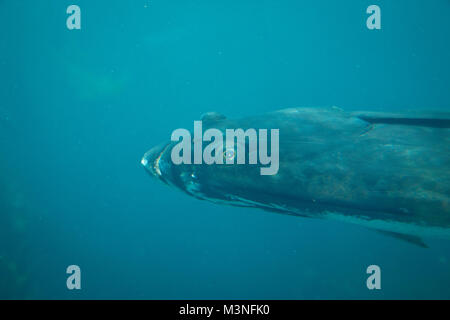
[142,107,450,244]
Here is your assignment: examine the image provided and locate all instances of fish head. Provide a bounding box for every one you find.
[141,128,267,205]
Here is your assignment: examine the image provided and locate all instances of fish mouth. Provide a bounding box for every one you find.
[141,143,170,179]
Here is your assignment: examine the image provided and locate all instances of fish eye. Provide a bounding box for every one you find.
[223,148,235,161]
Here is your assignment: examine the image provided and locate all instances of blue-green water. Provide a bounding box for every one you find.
[1,0,449,299]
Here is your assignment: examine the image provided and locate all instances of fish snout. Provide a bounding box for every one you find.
[141,143,170,178]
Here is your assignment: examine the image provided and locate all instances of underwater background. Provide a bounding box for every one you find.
[0,0,449,299]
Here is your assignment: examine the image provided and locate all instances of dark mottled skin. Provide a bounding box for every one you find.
[142,107,450,233]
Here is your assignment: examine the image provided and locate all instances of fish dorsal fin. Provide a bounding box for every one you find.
[373,229,428,248]
[201,112,227,124]
[352,111,450,128]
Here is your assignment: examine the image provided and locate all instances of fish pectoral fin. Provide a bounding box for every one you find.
[373,229,429,248]
[352,111,450,128]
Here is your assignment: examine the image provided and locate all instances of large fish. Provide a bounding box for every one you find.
[141,107,450,246]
